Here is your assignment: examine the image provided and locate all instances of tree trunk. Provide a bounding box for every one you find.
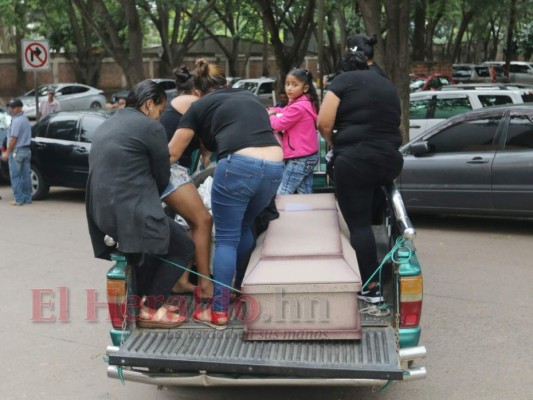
[452,10,475,62]
[385,0,411,142]
[425,0,446,62]
[412,0,426,61]
[356,0,385,73]
[504,0,518,76]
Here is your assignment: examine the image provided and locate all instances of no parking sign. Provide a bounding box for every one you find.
[22,40,50,71]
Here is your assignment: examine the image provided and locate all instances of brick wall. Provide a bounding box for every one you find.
[411,61,453,76]
[0,52,319,105]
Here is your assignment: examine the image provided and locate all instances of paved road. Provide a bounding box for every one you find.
[0,183,532,400]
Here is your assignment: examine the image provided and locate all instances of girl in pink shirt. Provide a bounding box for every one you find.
[268,68,320,194]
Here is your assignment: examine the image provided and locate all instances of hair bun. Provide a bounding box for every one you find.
[195,58,209,77]
[368,34,378,46]
[172,66,192,84]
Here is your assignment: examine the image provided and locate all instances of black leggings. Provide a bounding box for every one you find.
[135,216,195,308]
[333,143,403,285]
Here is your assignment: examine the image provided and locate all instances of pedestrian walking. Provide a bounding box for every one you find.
[39,89,61,120]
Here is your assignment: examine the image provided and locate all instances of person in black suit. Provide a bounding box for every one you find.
[86,80,194,328]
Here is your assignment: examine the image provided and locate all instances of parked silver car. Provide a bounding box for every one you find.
[399,104,533,217]
[17,83,107,119]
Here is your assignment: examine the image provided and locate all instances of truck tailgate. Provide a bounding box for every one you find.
[108,325,403,380]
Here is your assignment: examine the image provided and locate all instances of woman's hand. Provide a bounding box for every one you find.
[267,107,278,116]
[169,128,195,164]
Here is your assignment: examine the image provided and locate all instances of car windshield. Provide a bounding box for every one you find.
[452,66,472,78]
[233,81,258,92]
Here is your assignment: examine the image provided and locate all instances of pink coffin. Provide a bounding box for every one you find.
[241,193,362,340]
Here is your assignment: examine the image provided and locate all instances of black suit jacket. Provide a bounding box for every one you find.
[86,108,170,259]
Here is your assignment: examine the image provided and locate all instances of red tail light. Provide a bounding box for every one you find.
[400,276,423,328]
[107,279,127,329]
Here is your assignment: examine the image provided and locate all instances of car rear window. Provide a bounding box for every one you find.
[474,67,491,77]
[504,115,533,150]
[521,93,533,103]
[258,82,274,94]
[233,81,259,92]
[47,117,79,141]
[80,115,106,143]
[452,66,472,78]
[509,64,532,74]
[478,95,514,107]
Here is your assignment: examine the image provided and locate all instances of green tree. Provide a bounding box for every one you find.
[138,0,216,77]
[0,0,42,91]
[195,0,261,77]
[72,0,144,87]
[39,0,106,87]
[254,0,317,85]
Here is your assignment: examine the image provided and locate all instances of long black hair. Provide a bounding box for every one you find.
[286,68,320,113]
[126,80,167,109]
[334,47,369,75]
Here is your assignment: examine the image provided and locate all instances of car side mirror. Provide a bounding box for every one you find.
[409,141,430,156]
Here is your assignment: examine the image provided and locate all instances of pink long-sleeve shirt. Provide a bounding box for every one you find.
[269,95,318,159]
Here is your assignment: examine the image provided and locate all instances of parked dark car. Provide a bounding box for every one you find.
[398,104,533,217]
[2,110,112,199]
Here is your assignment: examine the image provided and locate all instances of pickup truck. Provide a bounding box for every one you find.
[103,149,426,390]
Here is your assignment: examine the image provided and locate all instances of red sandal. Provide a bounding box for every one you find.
[192,308,228,330]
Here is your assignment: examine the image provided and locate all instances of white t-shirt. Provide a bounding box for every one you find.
[39,99,61,119]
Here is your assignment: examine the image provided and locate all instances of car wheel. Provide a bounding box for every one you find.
[90,101,102,110]
[31,165,50,200]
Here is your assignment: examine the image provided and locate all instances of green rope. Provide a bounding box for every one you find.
[153,255,242,293]
[117,366,125,385]
[154,236,412,295]
[103,356,125,385]
[380,379,394,392]
[361,236,412,291]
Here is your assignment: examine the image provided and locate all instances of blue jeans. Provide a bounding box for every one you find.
[210,153,283,312]
[277,154,319,195]
[8,146,32,204]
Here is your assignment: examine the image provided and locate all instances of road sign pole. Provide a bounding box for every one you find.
[34,71,39,119]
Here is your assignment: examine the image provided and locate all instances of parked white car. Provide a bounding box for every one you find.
[232,77,275,106]
[17,83,107,119]
[483,61,533,84]
[409,88,524,140]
